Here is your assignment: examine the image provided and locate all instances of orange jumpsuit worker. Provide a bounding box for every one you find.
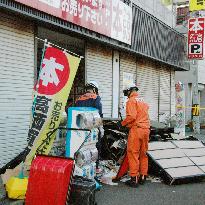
[121,83,150,188]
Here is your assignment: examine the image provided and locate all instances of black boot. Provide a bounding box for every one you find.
[125,176,138,188]
[138,175,146,185]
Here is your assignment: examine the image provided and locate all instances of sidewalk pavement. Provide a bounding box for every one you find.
[186,129,205,142]
[96,129,205,205]
[96,180,205,205]
[1,130,205,205]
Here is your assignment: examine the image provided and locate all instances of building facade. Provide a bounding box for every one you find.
[174,0,205,127]
[0,0,187,168]
[176,60,205,126]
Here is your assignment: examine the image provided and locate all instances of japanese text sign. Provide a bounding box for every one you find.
[175,82,185,136]
[190,0,205,12]
[192,104,200,116]
[188,17,205,59]
[14,0,132,45]
[25,46,81,166]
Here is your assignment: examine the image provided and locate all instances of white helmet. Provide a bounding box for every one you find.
[123,83,138,96]
[86,81,99,90]
[124,83,137,91]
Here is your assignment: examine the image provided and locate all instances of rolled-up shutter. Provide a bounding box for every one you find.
[159,66,171,117]
[0,13,34,168]
[86,43,112,118]
[137,60,159,121]
[120,53,136,117]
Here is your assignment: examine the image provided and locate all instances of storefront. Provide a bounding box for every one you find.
[137,60,176,121]
[0,0,187,168]
[0,12,34,168]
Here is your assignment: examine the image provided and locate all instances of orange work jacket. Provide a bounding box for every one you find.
[121,92,150,129]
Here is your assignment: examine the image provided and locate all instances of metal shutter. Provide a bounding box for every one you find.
[0,13,34,168]
[171,70,176,117]
[137,60,159,121]
[86,43,112,118]
[159,66,171,117]
[120,53,136,117]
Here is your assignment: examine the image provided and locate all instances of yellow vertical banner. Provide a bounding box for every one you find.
[25,46,81,166]
[189,0,205,12]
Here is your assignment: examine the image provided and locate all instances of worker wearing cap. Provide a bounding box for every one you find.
[121,83,150,187]
[75,81,103,172]
[75,81,103,118]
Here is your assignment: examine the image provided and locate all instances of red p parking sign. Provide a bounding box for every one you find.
[188,17,205,59]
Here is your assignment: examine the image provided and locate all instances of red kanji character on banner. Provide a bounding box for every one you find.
[37,47,70,95]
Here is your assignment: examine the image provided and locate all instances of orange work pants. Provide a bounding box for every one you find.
[127,127,150,177]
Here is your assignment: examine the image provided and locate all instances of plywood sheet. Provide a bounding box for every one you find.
[148,149,185,160]
[190,157,205,166]
[156,157,194,169]
[166,166,205,178]
[183,148,205,157]
[172,141,204,149]
[149,142,176,151]
[199,166,205,172]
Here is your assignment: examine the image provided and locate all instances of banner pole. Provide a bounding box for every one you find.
[35,37,84,59]
[32,39,48,117]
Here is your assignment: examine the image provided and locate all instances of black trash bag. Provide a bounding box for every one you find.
[69,176,96,205]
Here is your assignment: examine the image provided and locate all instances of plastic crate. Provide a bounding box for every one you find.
[26,155,74,205]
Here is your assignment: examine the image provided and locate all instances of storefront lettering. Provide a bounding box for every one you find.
[122,11,132,41]
[36,101,63,154]
[197,0,203,6]
[32,113,47,130]
[40,57,64,87]
[189,33,203,43]
[34,96,51,114]
[62,0,78,16]
[62,0,104,26]
[28,96,51,147]
[188,18,205,59]
[175,83,185,132]
[113,2,122,37]
[14,0,132,44]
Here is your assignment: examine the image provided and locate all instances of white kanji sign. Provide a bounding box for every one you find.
[188,18,205,59]
[40,57,64,86]
[15,0,132,45]
[38,47,69,95]
[189,18,204,33]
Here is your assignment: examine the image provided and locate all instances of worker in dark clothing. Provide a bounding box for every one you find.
[65,98,73,114]
[75,81,103,118]
[75,81,103,172]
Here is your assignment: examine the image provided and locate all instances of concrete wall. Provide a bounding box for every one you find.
[200,88,205,124]
[175,59,205,85]
[132,0,175,27]
[184,83,192,124]
[198,59,205,85]
[175,67,195,84]
[176,62,205,124]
